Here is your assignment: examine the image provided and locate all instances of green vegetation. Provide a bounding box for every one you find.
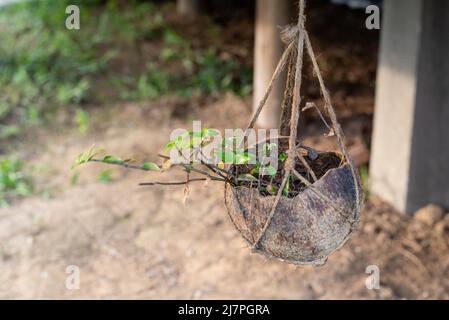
[75,109,90,134]
[117,34,252,100]
[0,0,252,144]
[187,49,252,97]
[1,0,253,204]
[74,129,303,197]
[98,170,114,184]
[0,0,108,139]
[0,158,33,207]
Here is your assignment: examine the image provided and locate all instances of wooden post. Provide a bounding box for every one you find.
[370,0,449,213]
[253,0,291,129]
[177,0,203,18]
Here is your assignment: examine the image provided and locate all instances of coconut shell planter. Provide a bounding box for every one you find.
[223,0,363,266]
[225,148,362,266]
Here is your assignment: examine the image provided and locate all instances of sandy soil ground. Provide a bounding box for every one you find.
[1,95,449,300]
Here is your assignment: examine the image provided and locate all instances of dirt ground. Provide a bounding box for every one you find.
[1,94,449,300]
[1,0,449,300]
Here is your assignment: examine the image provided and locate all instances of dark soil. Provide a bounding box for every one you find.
[233,145,342,198]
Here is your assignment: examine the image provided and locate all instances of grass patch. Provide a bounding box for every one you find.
[0,0,253,204]
[0,158,33,207]
[0,1,253,143]
[0,0,110,138]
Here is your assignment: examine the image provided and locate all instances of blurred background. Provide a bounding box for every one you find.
[0,0,448,299]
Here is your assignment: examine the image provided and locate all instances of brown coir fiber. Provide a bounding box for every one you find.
[225,152,361,266]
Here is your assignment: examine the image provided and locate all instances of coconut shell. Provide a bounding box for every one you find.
[224,162,363,266]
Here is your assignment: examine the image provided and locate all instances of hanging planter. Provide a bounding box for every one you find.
[223,0,363,265]
[75,0,363,266]
[225,149,361,266]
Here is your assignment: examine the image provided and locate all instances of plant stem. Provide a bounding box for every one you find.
[139,177,225,186]
[90,159,150,171]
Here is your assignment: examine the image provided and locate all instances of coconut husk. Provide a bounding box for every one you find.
[225,159,361,266]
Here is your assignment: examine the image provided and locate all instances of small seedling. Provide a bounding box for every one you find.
[73,128,323,199]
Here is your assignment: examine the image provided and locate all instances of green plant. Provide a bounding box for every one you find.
[0,125,21,140]
[75,109,89,134]
[119,47,252,101]
[98,170,114,184]
[174,50,253,98]
[1,0,254,147]
[189,50,252,97]
[0,0,108,140]
[73,129,321,199]
[0,0,164,140]
[121,64,170,100]
[0,158,33,206]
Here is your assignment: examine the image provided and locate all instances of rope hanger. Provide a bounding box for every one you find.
[243,0,362,249]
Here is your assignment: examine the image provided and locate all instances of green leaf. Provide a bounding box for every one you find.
[279,152,288,162]
[176,140,191,150]
[0,157,33,204]
[174,131,193,150]
[202,128,220,137]
[142,162,160,172]
[0,125,20,139]
[238,174,258,182]
[216,151,235,163]
[250,165,260,175]
[283,178,290,197]
[165,140,176,152]
[192,131,202,139]
[75,109,89,134]
[235,153,249,165]
[235,152,256,165]
[102,155,124,165]
[98,170,114,184]
[261,165,277,176]
[163,29,184,46]
[72,146,101,169]
[218,137,236,148]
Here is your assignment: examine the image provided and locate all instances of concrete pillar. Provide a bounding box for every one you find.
[253,0,291,129]
[370,0,449,213]
[177,0,203,18]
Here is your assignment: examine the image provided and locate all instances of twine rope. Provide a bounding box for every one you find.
[244,0,362,248]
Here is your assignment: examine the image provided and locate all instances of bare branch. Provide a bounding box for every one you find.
[90,159,154,172]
